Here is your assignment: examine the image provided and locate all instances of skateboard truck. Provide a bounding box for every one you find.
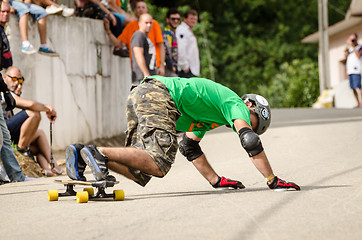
[48,179,125,203]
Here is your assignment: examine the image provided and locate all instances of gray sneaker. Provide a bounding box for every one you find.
[80,145,115,181]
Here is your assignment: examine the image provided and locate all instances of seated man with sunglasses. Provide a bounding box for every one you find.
[1,66,63,176]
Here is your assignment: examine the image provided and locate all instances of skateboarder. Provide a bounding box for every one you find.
[66,76,300,191]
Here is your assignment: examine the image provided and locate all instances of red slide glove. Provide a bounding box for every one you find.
[268,176,300,191]
[212,176,245,189]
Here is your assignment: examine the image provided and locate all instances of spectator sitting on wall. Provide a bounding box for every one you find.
[27,0,75,17]
[74,0,126,38]
[9,0,58,56]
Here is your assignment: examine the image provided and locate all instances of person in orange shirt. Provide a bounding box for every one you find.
[104,0,165,76]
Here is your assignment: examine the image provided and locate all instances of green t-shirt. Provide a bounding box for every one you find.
[147,76,251,138]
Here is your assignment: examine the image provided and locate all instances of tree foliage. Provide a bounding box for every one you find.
[148,0,349,107]
[259,59,320,108]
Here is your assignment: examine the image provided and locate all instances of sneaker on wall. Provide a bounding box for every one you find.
[61,5,75,17]
[46,5,63,15]
[39,47,59,57]
[22,44,37,54]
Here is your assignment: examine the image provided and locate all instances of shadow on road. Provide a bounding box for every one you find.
[125,183,349,201]
[299,185,350,191]
[126,187,271,201]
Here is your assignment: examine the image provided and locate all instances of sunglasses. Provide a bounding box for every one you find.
[7,75,24,84]
[170,17,180,21]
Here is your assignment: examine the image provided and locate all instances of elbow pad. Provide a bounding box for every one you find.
[238,127,264,157]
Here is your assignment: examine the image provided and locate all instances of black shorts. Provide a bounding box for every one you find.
[6,110,29,144]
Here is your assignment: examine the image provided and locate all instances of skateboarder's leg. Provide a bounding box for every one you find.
[101,147,163,177]
[108,161,137,181]
[81,80,179,184]
[96,125,178,186]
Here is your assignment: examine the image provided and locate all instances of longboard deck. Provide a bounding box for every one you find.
[54,179,119,186]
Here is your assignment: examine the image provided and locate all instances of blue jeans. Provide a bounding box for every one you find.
[9,0,48,21]
[0,105,25,182]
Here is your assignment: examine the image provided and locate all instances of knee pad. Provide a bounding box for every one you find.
[179,134,204,161]
[238,127,264,157]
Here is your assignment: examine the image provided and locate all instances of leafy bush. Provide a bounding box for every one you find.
[259,59,319,108]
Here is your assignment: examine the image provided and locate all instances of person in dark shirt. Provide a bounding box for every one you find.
[0,0,37,182]
[0,0,12,68]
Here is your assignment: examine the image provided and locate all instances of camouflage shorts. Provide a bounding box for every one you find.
[125,78,181,186]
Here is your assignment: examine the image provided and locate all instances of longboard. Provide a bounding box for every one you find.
[48,179,125,203]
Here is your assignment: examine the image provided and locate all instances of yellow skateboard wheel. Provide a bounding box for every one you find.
[83,187,94,196]
[48,190,59,201]
[76,191,89,203]
[113,189,125,201]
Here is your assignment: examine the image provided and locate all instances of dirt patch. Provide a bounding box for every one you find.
[16,152,43,178]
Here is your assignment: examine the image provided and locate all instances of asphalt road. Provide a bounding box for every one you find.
[1,108,362,240]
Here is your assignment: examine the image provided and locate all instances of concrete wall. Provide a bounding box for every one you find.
[7,15,132,150]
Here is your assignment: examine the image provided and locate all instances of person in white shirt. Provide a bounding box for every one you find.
[176,9,199,78]
[345,33,362,108]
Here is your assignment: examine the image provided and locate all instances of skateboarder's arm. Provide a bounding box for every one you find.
[185,131,244,188]
[184,132,219,185]
[233,119,274,180]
